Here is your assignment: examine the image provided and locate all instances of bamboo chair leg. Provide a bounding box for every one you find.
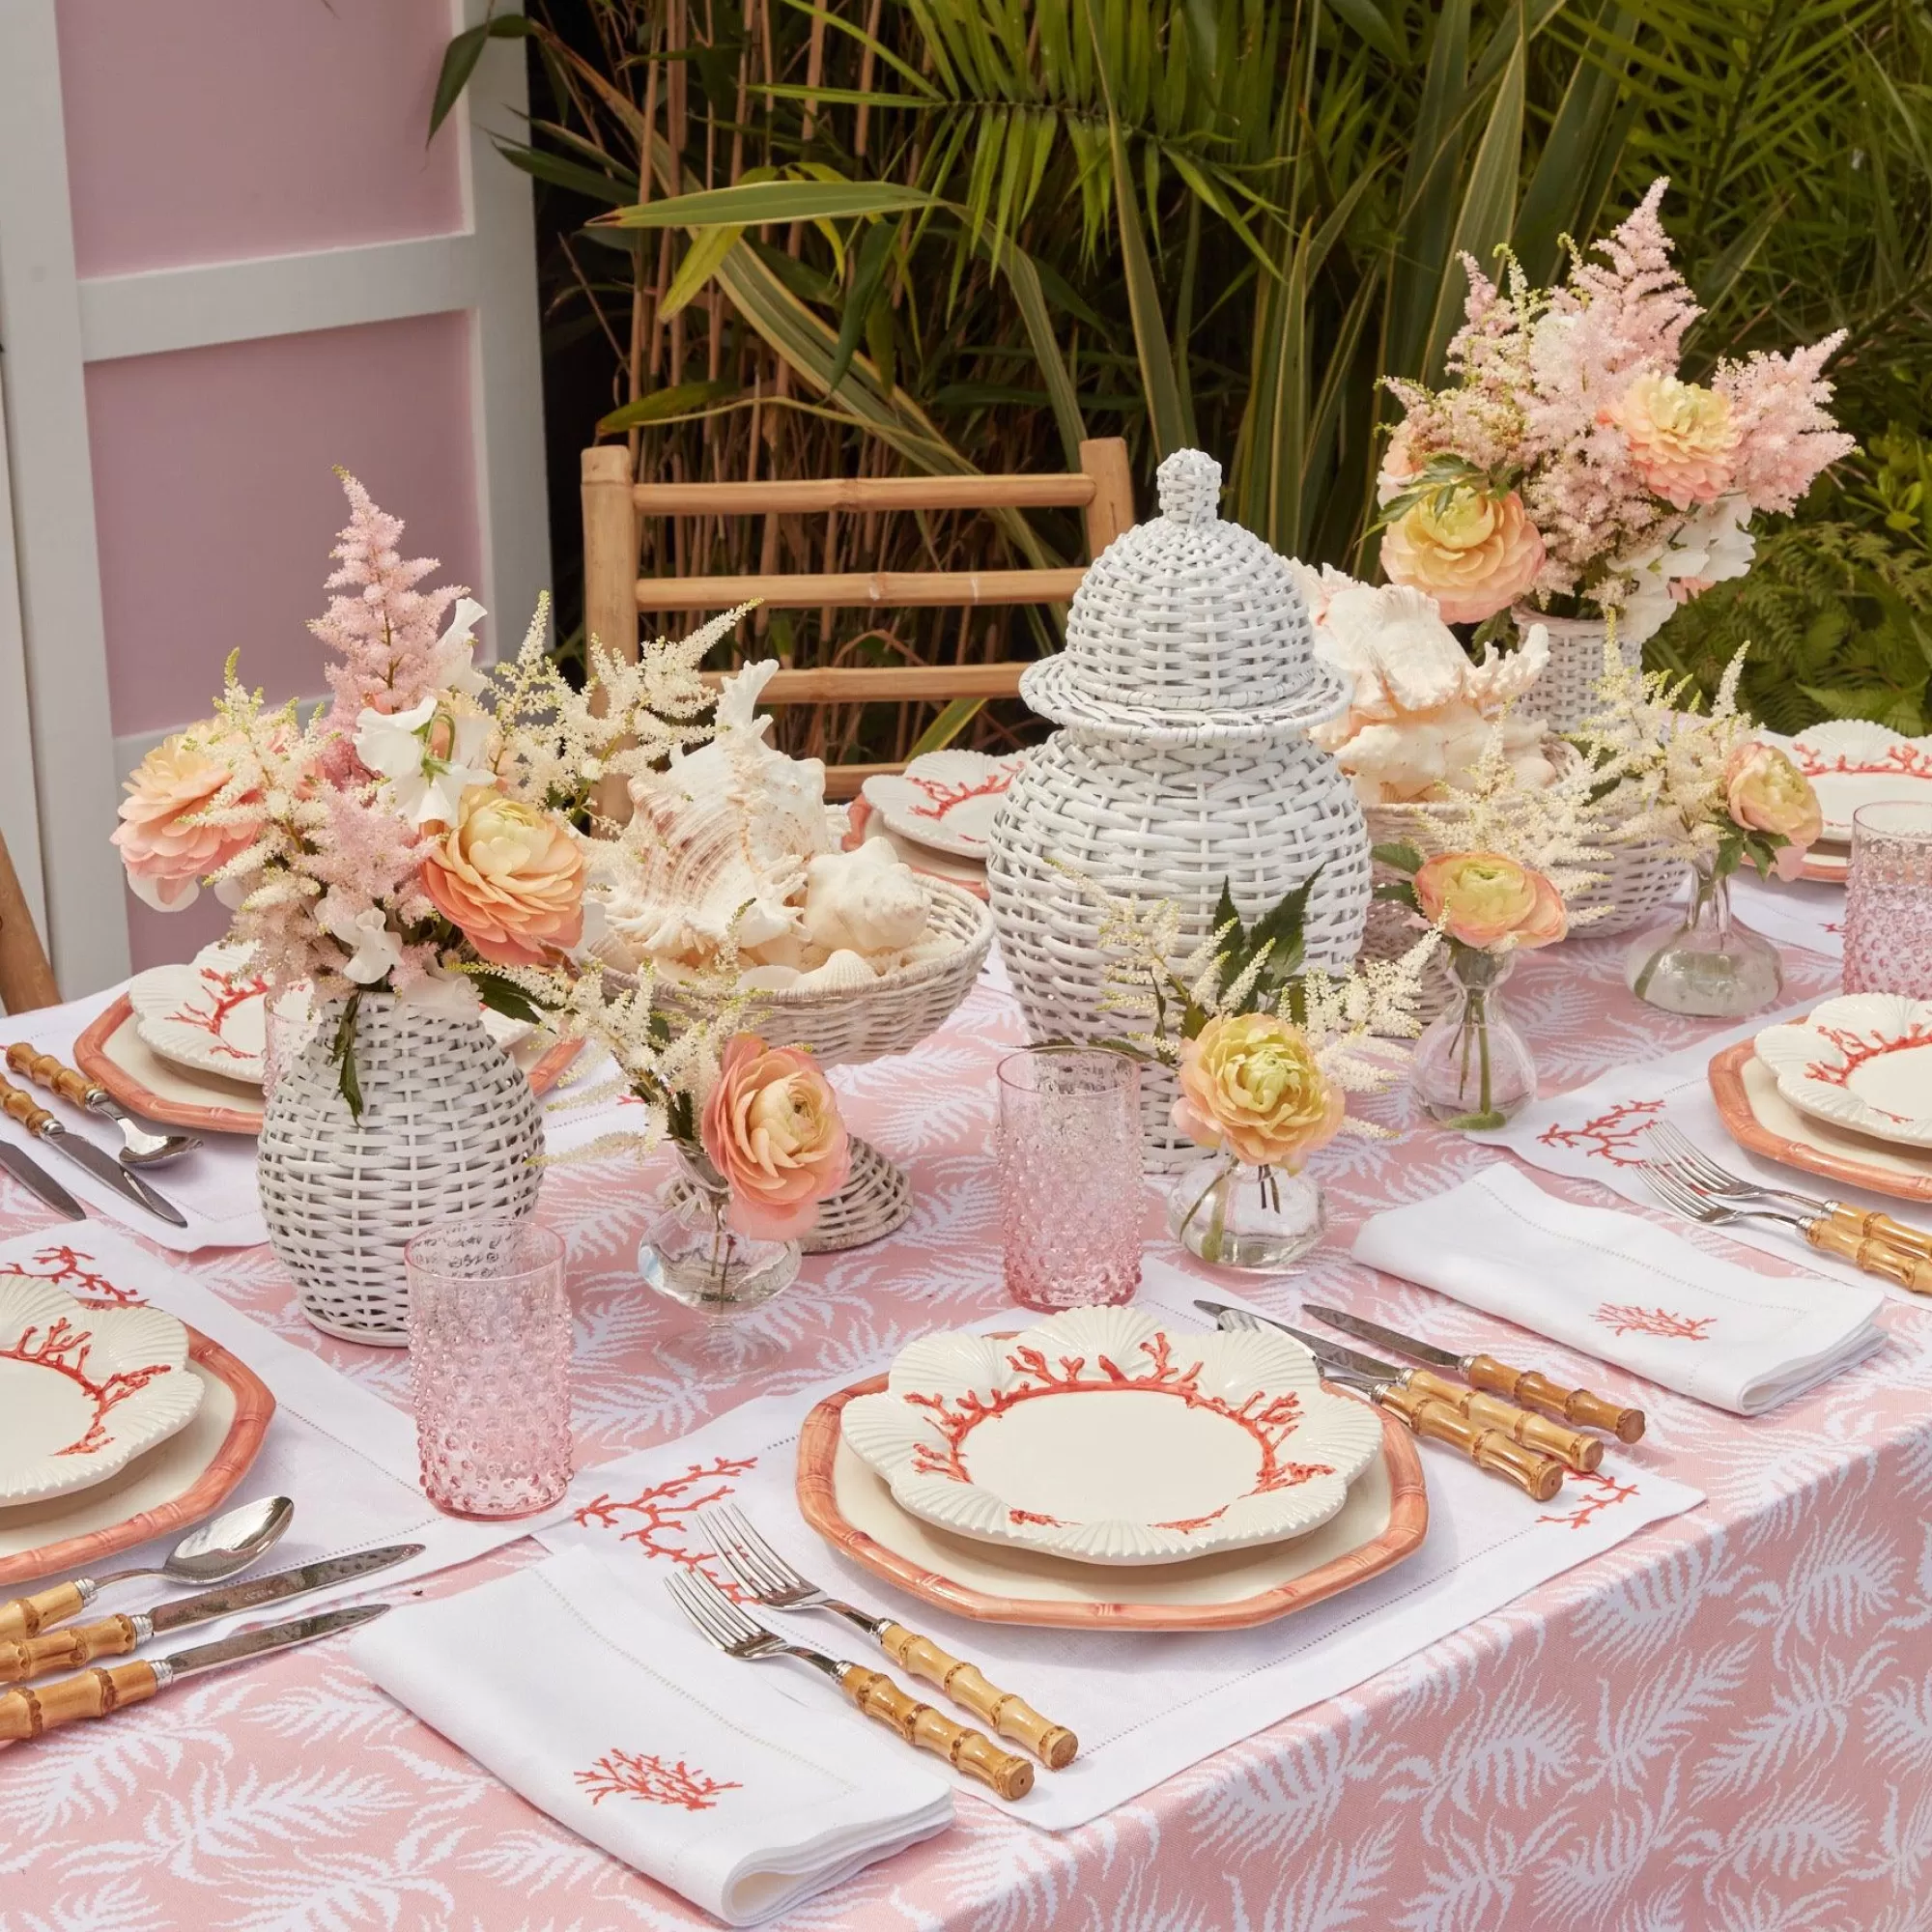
[0,833,58,1014]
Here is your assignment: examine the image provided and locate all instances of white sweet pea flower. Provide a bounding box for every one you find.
[126,868,196,913]
[399,969,482,1016]
[355,696,497,826]
[321,902,405,985]
[438,596,490,698]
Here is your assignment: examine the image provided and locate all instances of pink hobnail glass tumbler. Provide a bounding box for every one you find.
[407,1219,573,1518]
[1844,801,1932,997]
[995,1048,1145,1312]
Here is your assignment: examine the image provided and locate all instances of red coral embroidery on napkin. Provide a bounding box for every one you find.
[575,1749,740,1811]
[0,1244,139,1305]
[1537,1098,1665,1166]
[903,1333,1333,1528]
[573,1457,758,1598]
[1539,1469,1641,1530]
[1595,1303,1715,1341]
[0,1318,170,1456]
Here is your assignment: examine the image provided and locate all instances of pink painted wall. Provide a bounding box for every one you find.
[57,0,465,278]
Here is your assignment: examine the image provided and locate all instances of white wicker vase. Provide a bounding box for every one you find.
[987,449,1371,1172]
[257,995,543,1345]
[1516,607,1639,734]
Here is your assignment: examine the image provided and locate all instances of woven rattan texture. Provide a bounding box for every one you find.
[257,998,543,1345]
[1519,608,1641,734]
[666,1134,911,1254]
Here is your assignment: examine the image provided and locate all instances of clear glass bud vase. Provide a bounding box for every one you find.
[1625,857,1783,1017]
[1411,947,1537,1129]
[1164,1153,1325,1270]
[638,1147,801,1316]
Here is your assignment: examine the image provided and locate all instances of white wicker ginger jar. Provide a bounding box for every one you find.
[986,449,1372,1171]
[258,995,542,1345]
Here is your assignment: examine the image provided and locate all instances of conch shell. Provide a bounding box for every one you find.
[798,841,927,958]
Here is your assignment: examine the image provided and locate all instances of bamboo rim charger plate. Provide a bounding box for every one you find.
[0,1324,273,1584]
[73,996,582,1135]
[1709,1037,1932,1203]
[798,1375,1428,1631]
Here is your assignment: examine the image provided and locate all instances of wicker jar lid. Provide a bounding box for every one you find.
[1021,447,1347,744]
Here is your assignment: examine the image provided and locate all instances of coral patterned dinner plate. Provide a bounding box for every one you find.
[128,942,270,1081]
[0,1322,273,1584]
[0,1277,202,1503]
[861,751,1024,859]
[801,1374,1427,1630]
[1754,995,1932,1149]
[842,798,989,899]
[840,1307,1383,1565]
[1763,721,1932,844]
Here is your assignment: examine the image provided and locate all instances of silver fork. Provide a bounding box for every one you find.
[1639,1160,1930,1293]
[1645,1122,1932,1263]
[697,1504,1075,1766]
[663,1567,1033,1799]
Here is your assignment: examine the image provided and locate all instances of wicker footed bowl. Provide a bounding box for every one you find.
[257,997,542,1346]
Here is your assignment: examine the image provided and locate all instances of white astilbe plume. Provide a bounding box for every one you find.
[1572,636,1762,866]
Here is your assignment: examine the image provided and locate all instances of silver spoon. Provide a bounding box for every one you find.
[0,1044,201,1165]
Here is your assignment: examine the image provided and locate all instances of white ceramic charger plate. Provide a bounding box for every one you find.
[1755,994,1932,1149]
[0,1277,202,1503]
[1763,720,1932,844]
[840,1306,1382,1565]
[860,751,1024,858]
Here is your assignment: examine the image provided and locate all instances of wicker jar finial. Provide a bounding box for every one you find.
[1155,449,1222,526]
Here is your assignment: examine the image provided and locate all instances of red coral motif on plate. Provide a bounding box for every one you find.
[1801,1021,1932,1122]
[574,1748,740,1811]
[903,1333,1333,1532]
[1007,1507,1065,1527]
[1539,1468,1641,1530]
[905,765,1016,823]
[0,1244,141,1305]
[1795,741,1932,781]
[0,1317,171,1456]
[572,1456,759,1598]
[1537,1097,1666,1166]
[1594,1303,1715,1341]
[165,966,269,1061]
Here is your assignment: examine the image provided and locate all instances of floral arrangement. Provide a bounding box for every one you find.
[1377,179,1853,644]
[1573,642,1822,883]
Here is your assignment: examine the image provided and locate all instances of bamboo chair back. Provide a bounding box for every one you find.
[582,439,1134,799]
[0,830,57,1014]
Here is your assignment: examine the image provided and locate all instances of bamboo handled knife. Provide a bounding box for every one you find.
[1303,1304,1646,1443]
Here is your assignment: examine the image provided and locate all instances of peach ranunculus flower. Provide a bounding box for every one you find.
[112,730,262,911]
[419,785,585,967]
[1171,1012,1347,1172]
[1379,485,1546,625]
[1603,373,1739,509]
[1414,851,1567,952]
[1723,741,1822,881]
[700,1034,851,1240]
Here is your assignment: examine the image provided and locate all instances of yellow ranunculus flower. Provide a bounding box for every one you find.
[1171,1012,1346,1171]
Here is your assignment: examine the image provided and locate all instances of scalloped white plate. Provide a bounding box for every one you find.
[1755,993,1932,1149]
[1763,721,1932,844]
[128,942,270,1082]
[861,752,1024,858]
[840,1307,1382,1565]
[0,1278,202,1503]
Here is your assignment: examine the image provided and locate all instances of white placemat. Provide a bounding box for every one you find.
[1727,870,1845,961]
[0,1224,578,1621]
[537,1260,1702,1832]
[1471,1001,1932,1299]
[0,985,266,1251]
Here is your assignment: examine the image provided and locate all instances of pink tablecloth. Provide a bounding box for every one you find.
[5,931,1930,1931]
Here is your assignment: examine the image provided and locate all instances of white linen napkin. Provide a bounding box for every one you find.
[1351,1165,1885,1414]
[353,1547,952,1927]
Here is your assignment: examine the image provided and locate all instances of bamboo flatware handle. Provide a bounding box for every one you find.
[1379,1385,1566,1500]
[877,1621,1076,1768]
[0,1615,139,1686]
[1829,1206,1932,1264]
[0,1660,158,1740]
[4,1043,94,1109]
[0,1581,90,1642]
[1464,1354,1646,1442]
[1408,1369,1604,1472]
[1807,1218,1932,1293]
[0,1073,55,1137]
[838,1663,1034,1799]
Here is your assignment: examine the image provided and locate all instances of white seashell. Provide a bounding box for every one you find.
[738,963,805,991]
[793,949,877,992]
[798,842,927,957]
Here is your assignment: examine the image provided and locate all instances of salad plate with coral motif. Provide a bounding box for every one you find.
[128,942,272,1081]
[0,1276,202,1503]
[1754,995,1932,1149]
[862,752,1025,859]
[1762,721,1932,844]
[839,1307,1382,1565]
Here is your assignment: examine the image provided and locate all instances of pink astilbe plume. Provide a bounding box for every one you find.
[1715,336,1855,513]
[311,471,466,719]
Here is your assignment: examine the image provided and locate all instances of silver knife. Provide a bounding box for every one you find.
[0,1543,424,1684]
[0,1074,188,1227]
[0,1604,390,1739]
[0,1141,85,1220]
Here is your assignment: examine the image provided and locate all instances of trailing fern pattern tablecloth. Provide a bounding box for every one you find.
[5,930,1931,1932]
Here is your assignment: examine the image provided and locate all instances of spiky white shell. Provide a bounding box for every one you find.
[798,842,927,957]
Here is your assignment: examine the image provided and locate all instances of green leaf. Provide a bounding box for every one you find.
[596,379,738,435]
[1108,119,1188,460]
[428,14,534,144]
[471,971,547,1028]
[329,993,364,1122]
[660,224,745,319]
[906,696,986,759]
[1322,0,1406,64]
[1374,880,1424,910]
[830,217,899,398]
[492,141,636,208]
[1371,840,1427,874]
[601,180,932,231]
